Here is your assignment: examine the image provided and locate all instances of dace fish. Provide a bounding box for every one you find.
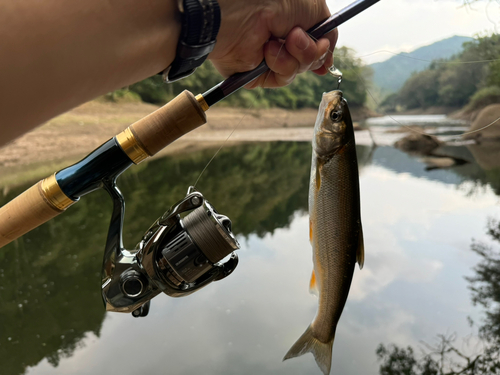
[283,90,364,375]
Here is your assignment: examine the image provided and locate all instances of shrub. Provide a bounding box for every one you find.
[465,86,500,112]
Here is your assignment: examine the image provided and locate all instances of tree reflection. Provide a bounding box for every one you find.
[0,141,375,374]
[467,219,500,352]
[376,342,439,375]
[456,143,500,196]
[377,333,495,375]
[377,218,500,374]
[2,141,376,374]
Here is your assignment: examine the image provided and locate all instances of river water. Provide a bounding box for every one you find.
[1,115,500,374]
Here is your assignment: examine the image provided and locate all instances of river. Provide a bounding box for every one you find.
[1,115,500,375]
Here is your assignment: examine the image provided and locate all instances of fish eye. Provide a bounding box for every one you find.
[329,110,342,122]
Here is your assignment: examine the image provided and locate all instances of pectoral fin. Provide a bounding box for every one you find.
[315,165,322,190]
[309,270,318,296]
[357,223,365,270]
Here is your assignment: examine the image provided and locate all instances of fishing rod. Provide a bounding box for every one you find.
[200,0,380,108]
[0,0,380,318]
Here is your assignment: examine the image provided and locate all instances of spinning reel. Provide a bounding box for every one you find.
[0,0,377,320]
[101,183,240,317]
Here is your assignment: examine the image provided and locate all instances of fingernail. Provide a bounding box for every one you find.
[296,29,310,51]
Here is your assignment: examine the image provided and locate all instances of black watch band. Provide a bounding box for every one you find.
[162,0,221,83]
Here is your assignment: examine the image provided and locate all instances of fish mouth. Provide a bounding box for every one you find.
[322,90,343,103]
[322,91,344,117]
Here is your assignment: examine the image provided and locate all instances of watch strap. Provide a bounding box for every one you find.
[163,0,221,82]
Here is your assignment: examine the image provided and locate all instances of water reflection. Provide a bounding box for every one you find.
[1,136,500,374]
[376,218,500,375]
[372,136,500,374]
[0,142,318,375]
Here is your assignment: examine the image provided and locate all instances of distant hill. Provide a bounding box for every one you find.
[370,36,473,93]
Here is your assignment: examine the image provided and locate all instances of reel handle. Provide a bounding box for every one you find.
[0,90,207,248]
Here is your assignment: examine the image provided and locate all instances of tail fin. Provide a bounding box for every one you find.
[283,325,334,375]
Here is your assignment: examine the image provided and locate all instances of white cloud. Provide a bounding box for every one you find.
[25,165,500,375]
[349,229,444,301]
[326,0,497,63]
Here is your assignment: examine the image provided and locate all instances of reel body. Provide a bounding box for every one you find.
[101,184,239,317]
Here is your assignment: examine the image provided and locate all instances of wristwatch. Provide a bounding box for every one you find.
[162,0,221,83]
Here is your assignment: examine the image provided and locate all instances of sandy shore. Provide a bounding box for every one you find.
[0,101,325,163]
[0,101,328,186]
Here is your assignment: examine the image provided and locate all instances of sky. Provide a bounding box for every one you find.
[326,0,499,64]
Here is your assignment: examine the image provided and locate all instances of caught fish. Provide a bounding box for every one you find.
[283,90,364,375]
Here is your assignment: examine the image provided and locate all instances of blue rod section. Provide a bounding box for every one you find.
[56,138,133,200]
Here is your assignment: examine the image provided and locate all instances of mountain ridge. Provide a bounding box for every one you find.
[370,35,474,93]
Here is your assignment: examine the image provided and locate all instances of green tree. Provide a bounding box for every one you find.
[399,69,440,109]
[115,46,372,109]
[396,34,500,111]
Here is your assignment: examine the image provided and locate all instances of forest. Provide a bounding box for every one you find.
[382,34,500,113]
[107,46,372,109]
[108,32,500,115]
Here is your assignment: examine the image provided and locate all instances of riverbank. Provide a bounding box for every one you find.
[385,106,460,116]
[386,104,500,124]
[0,101,313,168]
[0,101,327,187]
[0,99,378,164]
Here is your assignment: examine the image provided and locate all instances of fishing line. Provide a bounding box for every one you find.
[336,52,500,141]
[354,50,500,65]
[193,43,287,188]
[309,36,441,138]
[195,32,500,186]
[310,34,500,141]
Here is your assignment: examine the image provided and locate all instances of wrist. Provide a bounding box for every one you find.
[146,0,182,76]
[163,0,222,82]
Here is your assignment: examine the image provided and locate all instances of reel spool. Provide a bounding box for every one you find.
[101,186,240,317]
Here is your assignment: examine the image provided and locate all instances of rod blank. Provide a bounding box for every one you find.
[203,0,381,107]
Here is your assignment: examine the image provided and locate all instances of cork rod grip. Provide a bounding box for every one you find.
[0,176,76,248]
[129,90,207,157]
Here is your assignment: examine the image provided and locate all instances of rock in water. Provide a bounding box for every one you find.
[394,133,441,154]
[421,156,468,171]
[464,104,500,141]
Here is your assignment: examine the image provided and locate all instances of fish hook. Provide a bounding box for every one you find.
[328,65,343,90]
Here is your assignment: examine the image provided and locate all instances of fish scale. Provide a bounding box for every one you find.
[284,90,364,375]
[311,137,360,344]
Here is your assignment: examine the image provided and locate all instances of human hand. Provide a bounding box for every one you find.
[209,0,338,88]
